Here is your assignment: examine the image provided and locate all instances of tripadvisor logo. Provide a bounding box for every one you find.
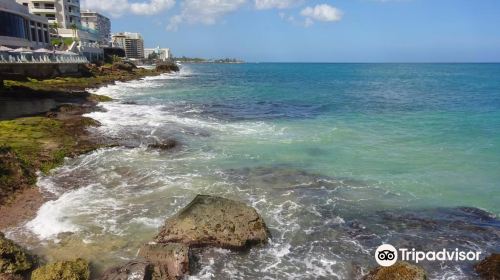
[374,244,481,267]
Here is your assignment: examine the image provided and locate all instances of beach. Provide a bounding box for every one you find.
[1,63,499,279]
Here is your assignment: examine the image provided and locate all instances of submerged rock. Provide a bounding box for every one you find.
[138,243,190,279]
[363,262,427,280]
[148,139,178,151]
[155,195,269,249]
[31,258,89,280]
[475,253,500,279]
[100,261,152,280]
[0,232,34,275]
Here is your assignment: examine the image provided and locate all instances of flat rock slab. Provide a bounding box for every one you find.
[138,243,189,279]
[155,195,269,249]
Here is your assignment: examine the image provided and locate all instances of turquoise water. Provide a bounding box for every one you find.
[9,63,500,279]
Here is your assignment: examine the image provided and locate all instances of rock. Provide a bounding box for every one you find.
[475,253,500,280]
[100,261,152,280]
[31,258,90,280]
[148,140,178,151]
[156,63,179,73]
[155,195,269,249]
[138,243,190,279]
[112,62,135,72]
[0,232,34,275]
[363,262,427,280]
[0,273,23,280]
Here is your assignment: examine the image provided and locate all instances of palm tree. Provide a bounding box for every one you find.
[70,23,78,41]
[50,22,61,47]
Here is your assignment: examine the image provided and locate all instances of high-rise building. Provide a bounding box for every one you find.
[112,32,144,59]
[16,0,81,29]
[0,0,50,48]
[81,10,110,45]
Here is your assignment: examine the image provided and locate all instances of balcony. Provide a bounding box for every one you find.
[30,7,56,14]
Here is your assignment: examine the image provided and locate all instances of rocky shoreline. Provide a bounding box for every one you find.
[0,62,180,229]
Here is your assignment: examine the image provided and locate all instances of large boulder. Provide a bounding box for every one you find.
[138,243,190,279]
[155,195,269,249]
[475,253,500,279]
[100,261,152,280]
[363,262,427,280]
[0,232,34,275]
[31,258,89,280]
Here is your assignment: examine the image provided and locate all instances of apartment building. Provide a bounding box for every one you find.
[112,32,144,59]
[144,46,172,61]
[16,0,81,28]
[0,0,50,48]
[81,10,110,45]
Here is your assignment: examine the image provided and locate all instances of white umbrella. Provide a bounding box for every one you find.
[33,48,52,53]
[0,46,13,52]
[10,47,32,53]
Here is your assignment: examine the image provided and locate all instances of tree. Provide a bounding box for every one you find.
[70,23,78,41]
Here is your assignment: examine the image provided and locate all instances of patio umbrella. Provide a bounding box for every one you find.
[10,47,32,53]
[0,46,13,52]
[33,48,52,53]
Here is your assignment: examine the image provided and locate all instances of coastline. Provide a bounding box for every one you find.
[0,62,180,230]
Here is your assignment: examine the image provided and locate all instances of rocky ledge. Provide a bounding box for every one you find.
[101,195,270,280]
[474,253,500,280]
[363,262,427,280]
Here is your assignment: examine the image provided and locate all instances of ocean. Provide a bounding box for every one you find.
[9,63,500,279]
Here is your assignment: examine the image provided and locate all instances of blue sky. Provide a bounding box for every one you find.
[81,0,500,62]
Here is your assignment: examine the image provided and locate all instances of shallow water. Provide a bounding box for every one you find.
[7,63,500,279]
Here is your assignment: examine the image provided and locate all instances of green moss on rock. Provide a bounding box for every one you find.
[31,258,89,280]
[0,232,34,275]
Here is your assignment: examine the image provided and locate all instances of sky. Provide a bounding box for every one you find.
[81,0,500,62]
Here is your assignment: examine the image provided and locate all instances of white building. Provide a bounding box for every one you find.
[0,0,50,48]
[16,0,81,29]
[112,32,144,59]
[81,10,110,45]
[144,46,172,61]
[15,0,103,62]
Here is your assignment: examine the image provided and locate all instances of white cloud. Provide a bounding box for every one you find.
[167,0,246,31]
[300,4,343,23]
[255,0,303,10]
[130,0,176,15]
[81,0,175,17]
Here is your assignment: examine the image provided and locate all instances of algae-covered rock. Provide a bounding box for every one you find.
[138,243,190,279]
[31,258,89,280]
[0,232,34,275]
[475,253,500,279]
[363,262,427,280]
[155,195,269,249]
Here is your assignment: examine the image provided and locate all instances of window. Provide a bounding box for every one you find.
[0,11,28,39]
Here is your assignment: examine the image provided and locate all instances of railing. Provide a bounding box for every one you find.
[0,53,88,64]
